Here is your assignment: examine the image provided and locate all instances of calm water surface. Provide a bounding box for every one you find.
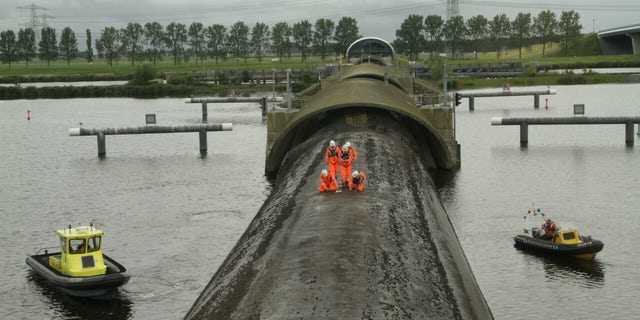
[1,84,639,319]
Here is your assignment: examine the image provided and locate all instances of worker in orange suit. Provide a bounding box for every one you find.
[319,169,338,192]
[345,141,357,162]
[324,140,342,179]
[339,144,354,187]
[349,170,367,192]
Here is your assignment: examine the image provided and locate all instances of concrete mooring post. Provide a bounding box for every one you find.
[97,131,106,156]
[201,102,208,122]
[534,94,540,109]
[469,96,475,111]
[520,122,528,145]
[625,122,634,145]
[199,130,207,155]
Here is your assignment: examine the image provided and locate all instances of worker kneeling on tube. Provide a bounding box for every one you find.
[319,169,338,192]
[349,170,366,192]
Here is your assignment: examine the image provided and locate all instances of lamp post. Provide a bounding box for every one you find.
[440,53,448,105]
[271,68,276,109]
[271,58,280,109]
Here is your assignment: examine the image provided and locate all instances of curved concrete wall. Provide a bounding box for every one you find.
[266,64,455,178]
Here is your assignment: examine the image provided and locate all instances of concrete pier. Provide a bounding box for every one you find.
[461,88,556,110]
[69,123,232,156]
[185,97,281,120]
[491,116,640,145]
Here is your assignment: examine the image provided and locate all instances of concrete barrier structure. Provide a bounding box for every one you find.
[265,63,459,178]
[491,116,640,145]
[69,123,232,156]
[185,55,496,319]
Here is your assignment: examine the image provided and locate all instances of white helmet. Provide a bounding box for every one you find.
[342,145,348,152]
[322,169,328,177]
[329,140,336,147]
[352,170,359,178]
[345,141,351,148]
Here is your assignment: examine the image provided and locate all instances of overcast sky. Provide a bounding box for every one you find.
[1,0,639,45]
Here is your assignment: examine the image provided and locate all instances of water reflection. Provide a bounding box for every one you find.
[26,271,132,320]
[514,249,605,288]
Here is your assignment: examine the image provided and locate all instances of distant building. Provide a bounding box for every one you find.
[346,37,395,66]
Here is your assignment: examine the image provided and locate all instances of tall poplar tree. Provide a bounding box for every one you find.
[205,24,226,64]
[59,27,78,66]
[558,10,582,56]
[144,22,164,65]
[188,22,206,64]
[250,22,270,63]
[292,20,313,62]
[271,22,291,61]
[0,30,18,69]
[533,10,557,57]
[86,29,94,63]
[38,27,58,67]
[313,18,334,61]
[17,28,36,67]
[334,17,359,57]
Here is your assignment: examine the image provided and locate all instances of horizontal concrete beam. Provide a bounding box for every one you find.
[461,88,556,98]
[185,97,282,103]
[492,116,640,145]
[69,123,232,136]
[491,116,640,125]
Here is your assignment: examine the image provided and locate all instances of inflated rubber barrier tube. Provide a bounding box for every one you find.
[186,111,493,319]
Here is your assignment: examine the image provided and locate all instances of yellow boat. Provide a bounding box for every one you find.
[514,208,604,260]
[26,222,129,297]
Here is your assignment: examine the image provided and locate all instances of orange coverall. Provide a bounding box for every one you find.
[349,172,367,192]
[347,146,357,162]
[319,172,338,192]
[325,146,342,179]
[339,151,354,185]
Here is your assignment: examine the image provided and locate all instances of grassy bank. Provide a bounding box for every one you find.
[455,73,633,90]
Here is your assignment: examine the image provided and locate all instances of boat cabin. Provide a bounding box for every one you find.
[552,229,584,244]
[48,224,107,277]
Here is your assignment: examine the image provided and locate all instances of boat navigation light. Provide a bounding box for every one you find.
[90,220,94,230]
[68,224,72,233]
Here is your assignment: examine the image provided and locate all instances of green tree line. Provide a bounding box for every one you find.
[394,10,582,60]
[0,11,583,69]
[0,17,360,69]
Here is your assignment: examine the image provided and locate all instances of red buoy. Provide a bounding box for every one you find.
[545,98,549,110]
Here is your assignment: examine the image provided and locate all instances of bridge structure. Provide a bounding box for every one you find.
[598,23,640,55]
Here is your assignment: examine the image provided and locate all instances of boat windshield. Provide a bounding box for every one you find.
[59,237,67,253]
[87,236,101,253]
[563,232,576,240]
[69,239,86,254]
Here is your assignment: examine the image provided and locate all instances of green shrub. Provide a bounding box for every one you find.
[130,64,156,86]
